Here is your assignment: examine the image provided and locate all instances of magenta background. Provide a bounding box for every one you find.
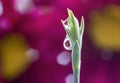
[1,0,120,83]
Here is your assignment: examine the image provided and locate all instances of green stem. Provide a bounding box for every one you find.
[61,9,84,83]
[73,70,80,83]
[72,41,81,83]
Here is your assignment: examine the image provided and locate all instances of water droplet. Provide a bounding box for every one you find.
[26,48,39,62]
[57,51,71,66]
[63,36,72,50]
[65,74,74,83]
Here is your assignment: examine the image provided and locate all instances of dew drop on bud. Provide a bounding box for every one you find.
[63,36,72,50]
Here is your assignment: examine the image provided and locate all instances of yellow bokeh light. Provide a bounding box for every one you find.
[89,5,120,50]
[0,34,30,80]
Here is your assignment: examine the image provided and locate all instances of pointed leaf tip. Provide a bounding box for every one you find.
[81,16,84,26]
[79,16,84,35]
[67,8,74,19]
[67,8,72,14]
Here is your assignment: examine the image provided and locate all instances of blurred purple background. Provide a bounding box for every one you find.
[0,0,120,83]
